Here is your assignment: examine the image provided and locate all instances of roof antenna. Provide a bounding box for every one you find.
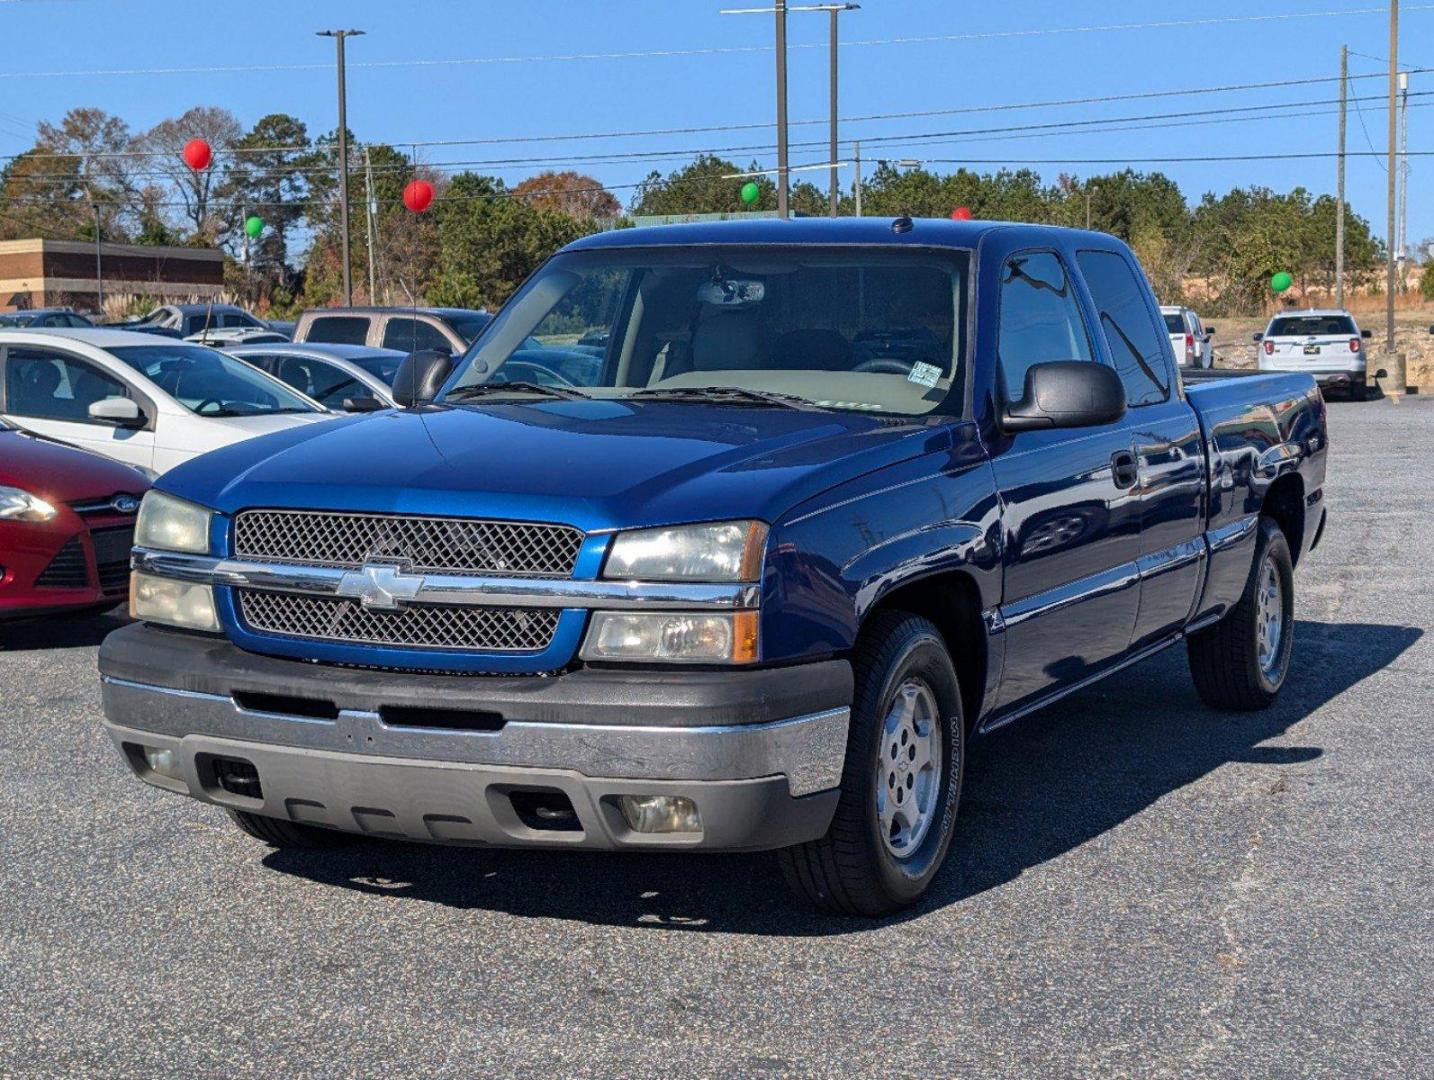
[891,214,914,235]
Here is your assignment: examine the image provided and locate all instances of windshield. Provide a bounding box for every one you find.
[351,353,403,385]
[1268,315,1357,337]
[110,344,321,416]
[1163,313,1185,333]
[444,313,492,344]
[446,246,968,415]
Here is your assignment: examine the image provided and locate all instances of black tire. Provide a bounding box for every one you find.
[227,809,357,849]
[778,611,965,916]
[1187,517,1294,711]
[1350,379,1371,402]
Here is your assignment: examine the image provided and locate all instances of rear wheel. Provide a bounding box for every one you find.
[227,809,358,849]
[779,611,964,916]
[1187,517,1294,710]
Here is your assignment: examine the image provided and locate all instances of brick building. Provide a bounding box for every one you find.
[0,238,225,315]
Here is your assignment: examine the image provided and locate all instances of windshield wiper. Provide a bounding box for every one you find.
[631,385,822,410]
[446,381,589,402]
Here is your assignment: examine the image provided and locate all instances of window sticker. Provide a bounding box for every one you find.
[907,361,942,389]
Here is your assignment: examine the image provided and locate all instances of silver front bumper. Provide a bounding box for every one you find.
[101,676,849,850]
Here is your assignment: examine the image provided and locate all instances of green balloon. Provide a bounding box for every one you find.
[244,215,264,239]
[1270,271,1293,293]
[739,181,760,206]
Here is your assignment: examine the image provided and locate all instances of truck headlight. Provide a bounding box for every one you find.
[129,572,220,632]
[0,485,57,522]
[135,491,212,554]
[581,611,759,664]
[603,521,767,582]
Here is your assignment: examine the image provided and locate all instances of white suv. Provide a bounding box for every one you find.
[1255,309,1373,399]
[1160,305,1214,369]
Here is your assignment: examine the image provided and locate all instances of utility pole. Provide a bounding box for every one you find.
[775,1,789,218]
[1337,44,1348,309]
[93,204,102,313]
[1384,0,1397,354]
[363,145,379,303]
[853,140,862,215]
[1398,71,1409,276]
[318,29,364,306]
[822,4,860,217]
[1085,186,1093,230]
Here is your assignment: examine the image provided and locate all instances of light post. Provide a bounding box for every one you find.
[317,29,364,306]
[816,4,859,216]
[722,4,859,219]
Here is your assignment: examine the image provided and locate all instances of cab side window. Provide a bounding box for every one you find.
[382,318,452,353]
[997,251,1093,401]
[1077,250,1172,407]
[4,348,130,422]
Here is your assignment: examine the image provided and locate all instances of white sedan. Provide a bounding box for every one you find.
[0,328,333,476]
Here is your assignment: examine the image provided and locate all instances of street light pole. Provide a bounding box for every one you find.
[1336,44,1348,309]
[823,4,859,217]
[318,29,364,306]
[1384,0,1397,353]
[775,1,789,218]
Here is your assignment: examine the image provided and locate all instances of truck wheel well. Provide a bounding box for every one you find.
[865,572,986,729]
[1263,474,1306,567]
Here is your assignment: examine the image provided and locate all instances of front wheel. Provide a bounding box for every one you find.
[1187,517,1294,710]
[779,611,965,916]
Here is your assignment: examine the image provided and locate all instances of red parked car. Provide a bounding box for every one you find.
[0,419,149,619]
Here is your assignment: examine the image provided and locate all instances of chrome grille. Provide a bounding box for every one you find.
[232,510,583,578]
[237,590,559,652]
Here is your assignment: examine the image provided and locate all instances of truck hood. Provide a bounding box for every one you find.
[160,400,952,531]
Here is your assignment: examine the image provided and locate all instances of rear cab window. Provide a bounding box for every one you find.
[1077,250,1172,407]
[305,316,371,346]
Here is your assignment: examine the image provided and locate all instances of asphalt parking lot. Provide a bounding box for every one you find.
[1,398,1430,1079]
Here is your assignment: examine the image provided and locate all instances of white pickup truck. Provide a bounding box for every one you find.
[1255,309,1374,399]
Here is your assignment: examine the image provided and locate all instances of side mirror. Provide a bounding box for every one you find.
[1206,326,1218,337]
[87,397,144,428]
[1361,329,1373,339]
[1374,368,1388,380]
[341,396,385,413]
[391,349,454,407]
[1002,361,1127,433]
[1252,332,1264,342]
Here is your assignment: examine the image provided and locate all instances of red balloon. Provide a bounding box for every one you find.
[403,179,435,213]
[950,206,973,221]
[182,138,212,171]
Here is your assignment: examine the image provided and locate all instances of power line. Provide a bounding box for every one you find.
[0,5,1430,80]
[6,87,1426,185]
[4,67,1430,166]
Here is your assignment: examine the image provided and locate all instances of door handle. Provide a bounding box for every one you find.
[1111,450,1139,489]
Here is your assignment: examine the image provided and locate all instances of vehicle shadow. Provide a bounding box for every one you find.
[260,618,1421,936]
[0,607,127,651]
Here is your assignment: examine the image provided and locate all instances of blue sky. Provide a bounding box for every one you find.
[0,0,1428,244]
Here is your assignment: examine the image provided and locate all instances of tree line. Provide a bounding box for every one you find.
[0,106,1396,317]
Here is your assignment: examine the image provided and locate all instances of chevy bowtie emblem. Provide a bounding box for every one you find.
[336,562,424,610]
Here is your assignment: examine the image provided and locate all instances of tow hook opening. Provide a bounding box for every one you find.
[507,789,582,832]
[205,756,264,801]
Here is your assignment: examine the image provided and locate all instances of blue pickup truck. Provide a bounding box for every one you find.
[99,218,1328,915]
